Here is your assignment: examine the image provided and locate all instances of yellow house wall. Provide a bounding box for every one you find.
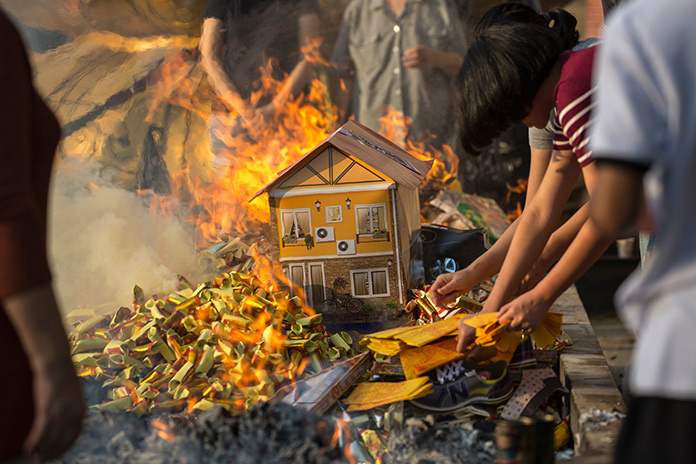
[276,189,396,259]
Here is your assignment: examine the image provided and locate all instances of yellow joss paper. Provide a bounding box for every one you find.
[343,377,432,411]
[399,337,465,380]
[360,338,409,356]
[393,315,464,347]
[360,315,465,357]
[530,311,563,348]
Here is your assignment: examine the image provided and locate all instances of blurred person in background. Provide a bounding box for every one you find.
[329,0,468,151]
[199,0,322,162]
[0,8,84,463]
[589,0,696,462]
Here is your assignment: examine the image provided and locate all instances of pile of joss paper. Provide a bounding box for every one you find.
[69,240,356,415]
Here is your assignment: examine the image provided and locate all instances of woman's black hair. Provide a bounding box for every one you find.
[456,21,564,154]
[455,3,578,155]
[474,2,579,50]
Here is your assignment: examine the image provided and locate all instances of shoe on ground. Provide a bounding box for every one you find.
[408,359,514,413]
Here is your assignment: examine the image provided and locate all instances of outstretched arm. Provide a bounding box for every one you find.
[482,149,585,314]
[251,11,321,124]
[199,17,254,121]
[590,162,645,239]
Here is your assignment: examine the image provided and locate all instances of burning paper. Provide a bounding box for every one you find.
[70,248,358,416]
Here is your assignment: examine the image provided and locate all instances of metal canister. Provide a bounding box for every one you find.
[495,417,536,464]
[534,414,556,464]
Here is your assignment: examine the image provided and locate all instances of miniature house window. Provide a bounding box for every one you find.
[350,268,390,297]
[355,204,388,235]
[325,205,342,223]
[280,208,312,241]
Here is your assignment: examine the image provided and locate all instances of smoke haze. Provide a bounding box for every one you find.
[48,159,206,318]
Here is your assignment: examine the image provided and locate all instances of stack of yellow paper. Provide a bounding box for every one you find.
[530,311,563,348]
[343,377,432,411]
[399,337,465,380]
[359,315,464,356]
[361,311,563,368]
[459,311,564,363]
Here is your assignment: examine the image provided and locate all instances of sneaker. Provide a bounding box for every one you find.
[509,336,537,370]
[408,359,514,413]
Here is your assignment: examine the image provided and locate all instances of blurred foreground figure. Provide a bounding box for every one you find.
[0,8,84,463]
[589,0,696,462]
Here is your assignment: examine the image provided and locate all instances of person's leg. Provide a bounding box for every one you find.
[615,396,696,464]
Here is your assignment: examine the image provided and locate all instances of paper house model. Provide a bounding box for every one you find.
[252,120,432,312]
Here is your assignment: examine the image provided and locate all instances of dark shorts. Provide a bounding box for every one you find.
[615,395,696,464]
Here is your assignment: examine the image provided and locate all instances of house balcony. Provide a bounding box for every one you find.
[355,231,390,244]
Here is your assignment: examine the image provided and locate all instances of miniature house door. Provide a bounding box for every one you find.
[308,263,326,308]
[288,264,306,298]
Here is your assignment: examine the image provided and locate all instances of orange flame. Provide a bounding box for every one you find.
[142,50,335,247]
[377,108,460,191]
[505,178,528,221]
[153,418,177,442]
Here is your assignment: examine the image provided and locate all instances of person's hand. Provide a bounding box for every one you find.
[401,46,435,69]
[455,316,485,359]
[428,269,478,307]
[26,359,85,461]
[496,289,551,334]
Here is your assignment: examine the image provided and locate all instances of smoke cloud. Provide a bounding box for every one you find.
[48,159,207,318]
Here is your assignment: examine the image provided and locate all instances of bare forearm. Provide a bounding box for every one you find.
[484,208,557,312]
[590,163,643,239]
[533,221,613,303]
[200,55,250,113]
[466,217,521,286]
[3,284,73,371]
[275,58,314,106]
[430,49,464,77]
[200,18,251,116]
[538,202,589,269]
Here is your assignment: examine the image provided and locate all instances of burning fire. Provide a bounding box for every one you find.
[138,40,335,246]
[505,178,528,221]
[126,30,460,248]
[153,418,177,442]
[377,109,460,193]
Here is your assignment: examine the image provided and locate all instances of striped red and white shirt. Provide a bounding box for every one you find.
[552,46,598,167]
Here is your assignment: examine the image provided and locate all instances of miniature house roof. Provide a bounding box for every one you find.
[251,120,433,201]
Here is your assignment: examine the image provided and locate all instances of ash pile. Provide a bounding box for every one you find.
[51,403,347,464]
[51,400,497,464]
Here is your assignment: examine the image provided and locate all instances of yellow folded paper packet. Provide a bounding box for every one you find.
[343,377,433,411]
[359,315,464,356]
[399,337,465,380]
[361,311,562,366]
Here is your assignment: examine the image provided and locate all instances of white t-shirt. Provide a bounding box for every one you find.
[591,0,696,399]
